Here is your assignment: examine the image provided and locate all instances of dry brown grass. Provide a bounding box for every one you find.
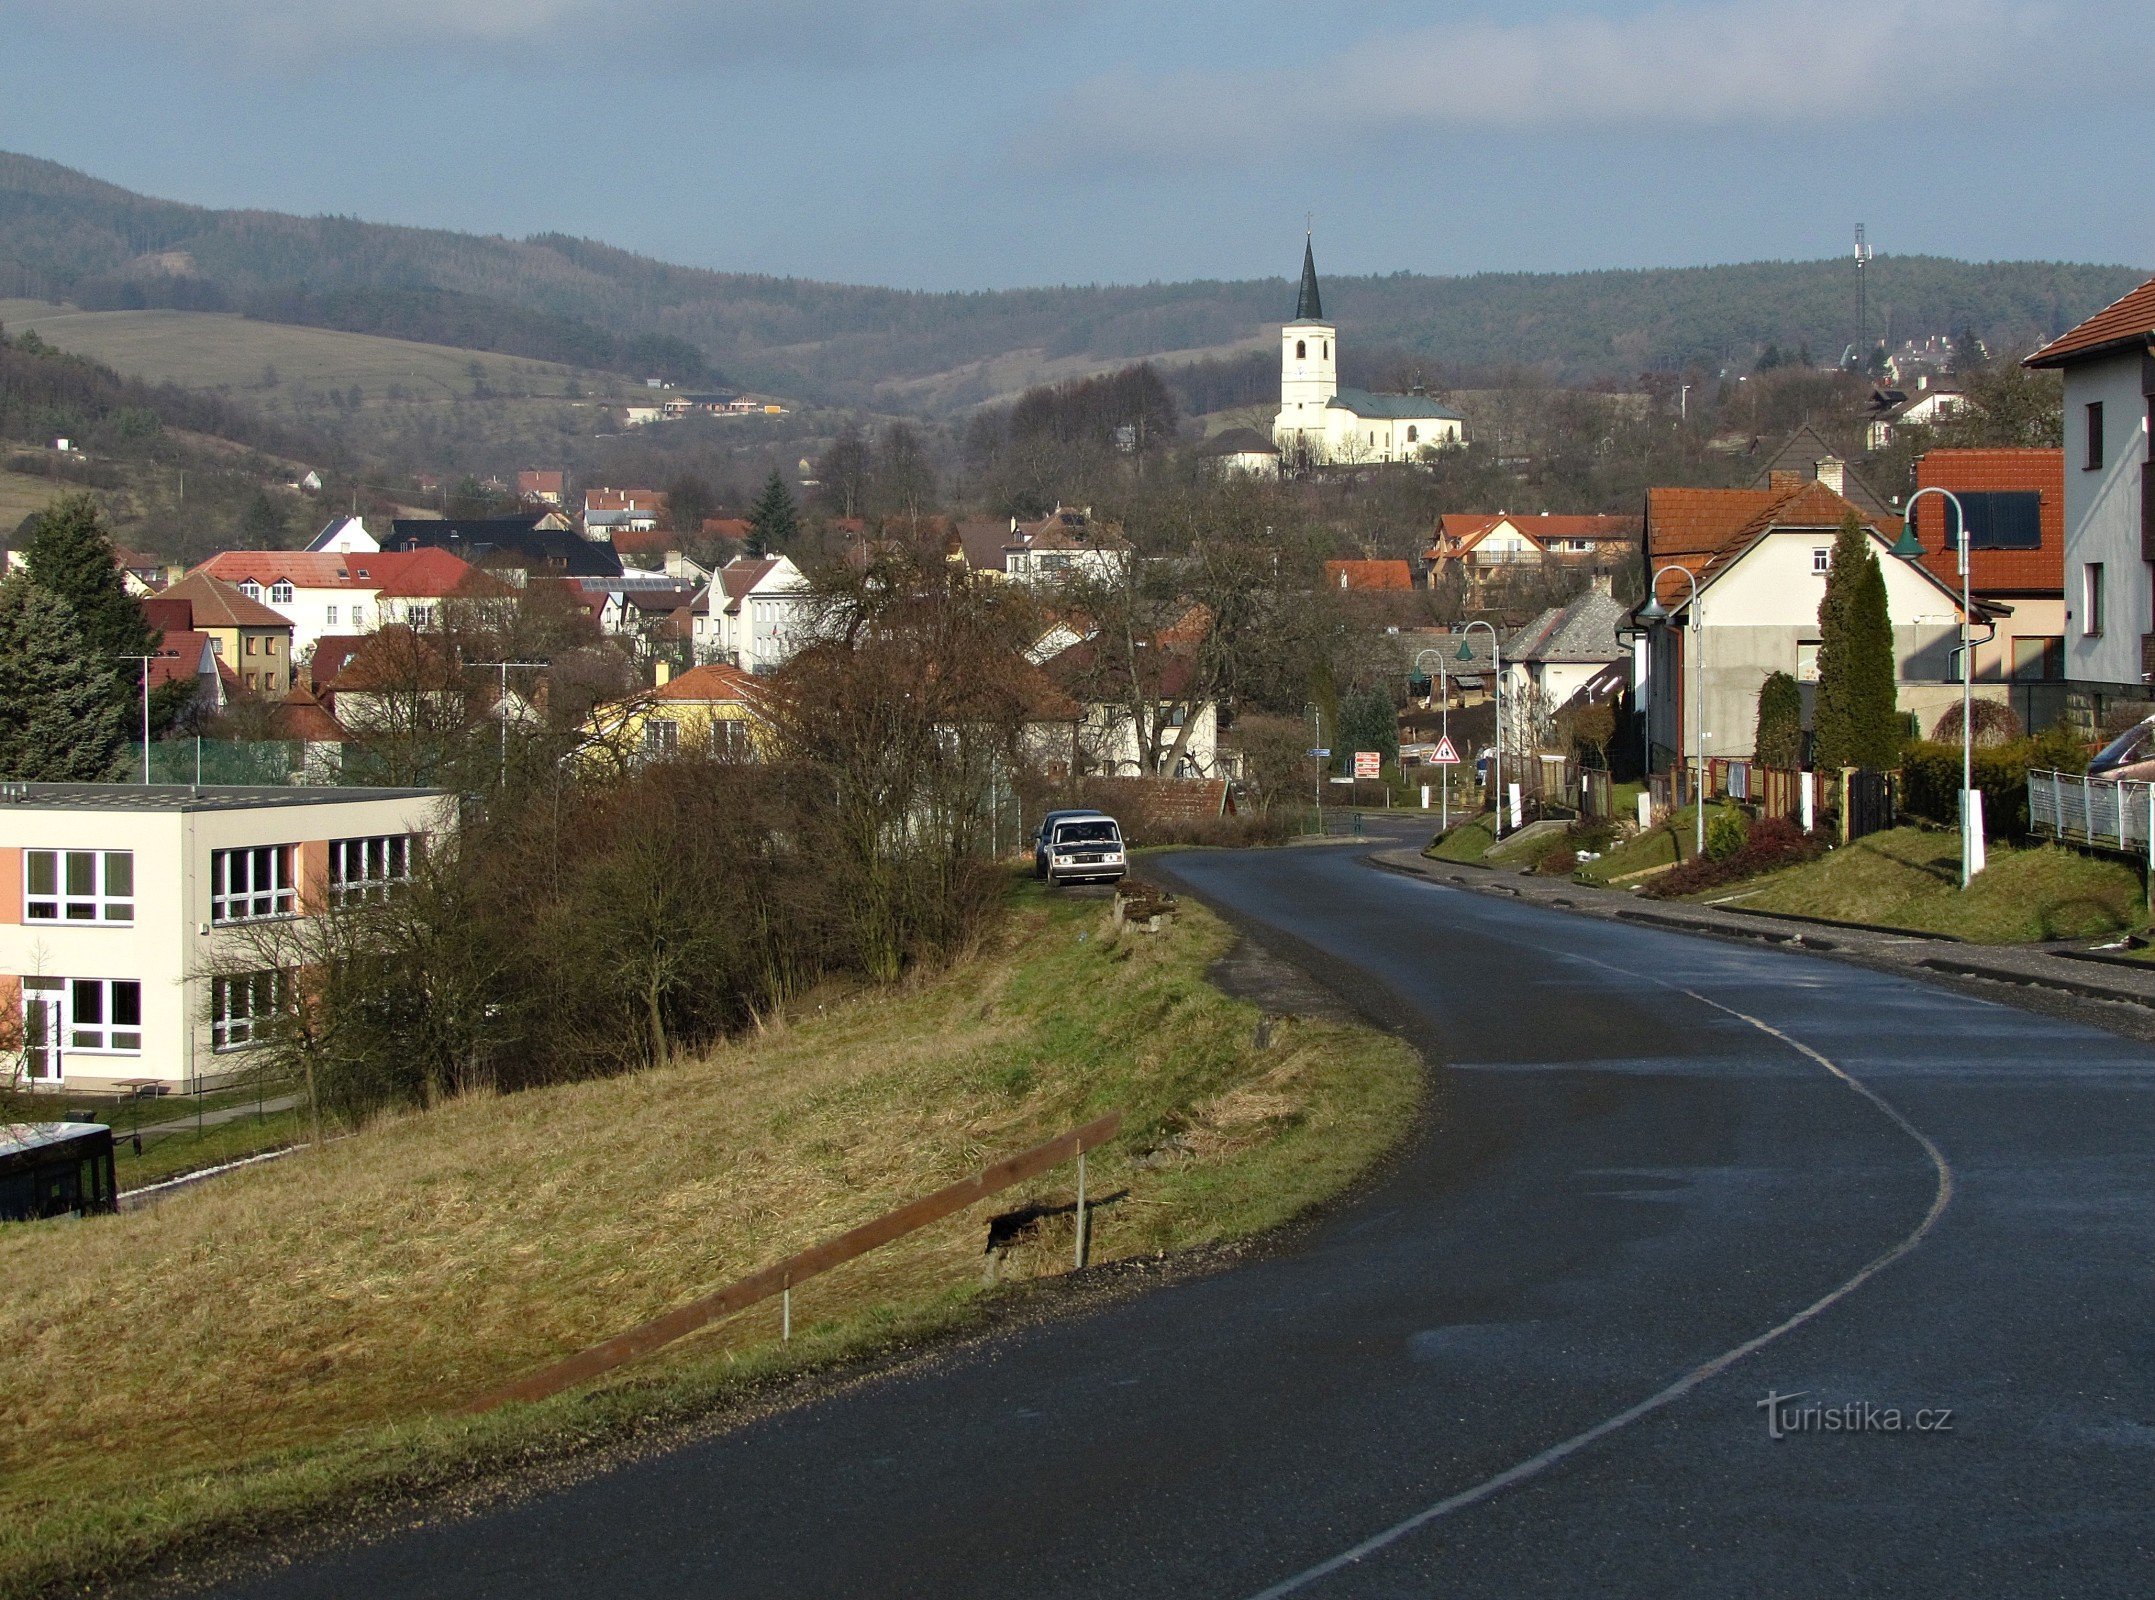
[0,878,1422,1597]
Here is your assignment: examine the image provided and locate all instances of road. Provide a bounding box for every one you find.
[207,831,2153,1598]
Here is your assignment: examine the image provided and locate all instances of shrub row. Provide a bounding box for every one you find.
[1899,724,2088,841]
[1641,817,1827,899]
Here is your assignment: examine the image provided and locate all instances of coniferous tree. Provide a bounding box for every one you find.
[1813,512,1900,770]
[0,574,128,780]
[21,493,156,668]
[746,470,799,557]
[1753,670,1804,769]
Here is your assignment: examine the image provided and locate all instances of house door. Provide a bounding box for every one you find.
[22,986,63,1082]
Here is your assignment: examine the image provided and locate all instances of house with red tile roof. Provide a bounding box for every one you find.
[1425,512,1638,575]
[156,572,297,696]
[1908,449,2066,728]
[193,547,497,660]
[1637,478,1972,769]
[2024,274,2155,706]
[517,469,566,507]
[710,554,811,674]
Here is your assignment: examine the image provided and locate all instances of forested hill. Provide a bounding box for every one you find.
[1,150,2145,411]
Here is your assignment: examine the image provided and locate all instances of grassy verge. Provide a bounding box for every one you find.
[1574,804,1742,885]
[0,875,1422,1599]
[1427,812,1498,862]
[114,1108,307,1191]
[1715,827,2149,943]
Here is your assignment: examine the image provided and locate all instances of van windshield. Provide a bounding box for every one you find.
[1054,821,1120,846]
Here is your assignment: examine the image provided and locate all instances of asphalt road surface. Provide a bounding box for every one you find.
[208,831,2153,1598]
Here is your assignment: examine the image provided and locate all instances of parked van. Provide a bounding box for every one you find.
[2089,716,2155,784]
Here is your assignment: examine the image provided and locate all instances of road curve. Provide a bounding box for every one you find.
[204,833,2154,1599]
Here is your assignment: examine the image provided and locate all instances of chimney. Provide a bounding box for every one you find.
[655,660,671,687]
[1768,470,1803,491]
[1814,455,1846,495]
[1591,571,1613,598]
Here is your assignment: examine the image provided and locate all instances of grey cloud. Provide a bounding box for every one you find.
[1027,0,2072,170]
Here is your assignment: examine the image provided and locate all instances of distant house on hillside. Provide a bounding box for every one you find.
[1747,425,1896,519]
[306,516,379,555]
[1324,559,1414,592]
[1006,507,1132,589]
[518,469,567,507]
[156,572,296,696]
[1198,427,1282,478]
[710,554,811,674]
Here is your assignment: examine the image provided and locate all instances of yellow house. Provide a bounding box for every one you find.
[156,572,296,696]
[583,660,762,769]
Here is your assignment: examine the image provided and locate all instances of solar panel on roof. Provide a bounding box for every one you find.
[1947,491,2042,551]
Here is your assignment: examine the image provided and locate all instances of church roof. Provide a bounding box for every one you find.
[1327,387,1462,421]
[1289,236,1325,324]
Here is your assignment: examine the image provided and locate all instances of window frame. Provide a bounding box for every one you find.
[211,970,285,1052]
[269,581,294,605]
[63,977,143,1054]
[210,845,295,925]
[24,849,135,924]
[328,833,416,907]
[1812,547,1830,575]
[2084,561,2106,638]
[2085,401,2105,471]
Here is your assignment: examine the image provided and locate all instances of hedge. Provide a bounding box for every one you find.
[1899,727,2089,841]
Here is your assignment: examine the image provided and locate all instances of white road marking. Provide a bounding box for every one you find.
[1242,957,1955,1600]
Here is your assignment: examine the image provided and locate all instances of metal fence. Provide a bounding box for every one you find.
[2028,769,2155,857]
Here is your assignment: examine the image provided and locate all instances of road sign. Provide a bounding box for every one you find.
[1307,748,1331,759]
[1430,736,1461,765]
[1353,751,1381,779]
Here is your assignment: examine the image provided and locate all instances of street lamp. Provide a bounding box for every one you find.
[1413,647,1452,831]
[1891,485,1979,887]
[1457,620,1502,837]
[1638,564,1705,861]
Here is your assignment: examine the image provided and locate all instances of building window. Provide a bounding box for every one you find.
[351,606,365,628]
[245,636,258,655]
[239,580,262,599]
[270,582,294,605]
[2011,637,2065,681]
[2085,401,2104,470]
[1295,340,1306,360]
[326,605,339,626]
[25,850,134,923]
[2084,562,2106,637]
[1407,425,1419,443]
[329,834,415,906]
[211,846,294,924]
[407,605,434,630]
[1796,641,1822,683]
[643,718,679,757]
[66,978,142,1053]
[1812,547,1830,575]
[211,971,284,1052]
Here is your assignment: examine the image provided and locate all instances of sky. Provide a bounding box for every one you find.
[1,0,2147,291]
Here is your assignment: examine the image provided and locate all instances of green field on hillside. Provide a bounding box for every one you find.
[0,299,634,411]
[0,877,1423,1598]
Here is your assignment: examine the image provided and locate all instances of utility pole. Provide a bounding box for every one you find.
[468,661,546,788]
[113,655,153,783]
[1853,223,1873,370]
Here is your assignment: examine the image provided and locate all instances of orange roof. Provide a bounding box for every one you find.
[144,630,216,690]
[1644,481,1905,606]
[517,470,565,494]
[197,548,500,596]
[651,662,756,703]
[371,547,505,600]
[1912,448,2064,597]
[586,487,664,513]
[611,527,681,557]
[269,683,346,743]
[2026,275,2155,367]
[702,517,754,540]
[1324,559,1414,591]
[158,571,293,630]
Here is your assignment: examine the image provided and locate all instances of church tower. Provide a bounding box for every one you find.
[1276,235,1337,454]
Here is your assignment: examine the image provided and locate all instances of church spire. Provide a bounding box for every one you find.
[1294,233,1323,322]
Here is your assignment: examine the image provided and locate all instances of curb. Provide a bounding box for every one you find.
[1914,956,2155,1011]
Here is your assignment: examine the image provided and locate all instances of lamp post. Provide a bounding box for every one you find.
[468,661,546,789]
[113,655,152,784]
[1458,621,1502,837]
[1413,647,1451,831]
[1891,486,1977,887]
[1637,565,1705,861]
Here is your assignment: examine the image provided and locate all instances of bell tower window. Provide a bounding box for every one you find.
[1295,340,1306,360]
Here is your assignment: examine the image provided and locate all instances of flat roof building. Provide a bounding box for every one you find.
[0,785,452,1095]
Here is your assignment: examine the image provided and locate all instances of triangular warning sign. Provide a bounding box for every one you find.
[1431,736,1461,764]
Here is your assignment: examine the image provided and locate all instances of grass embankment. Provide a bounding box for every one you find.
[1714,826,2148,943]
[1,1085,305,1192]
[1573,804,1745,885]
[0,877,1422,1598]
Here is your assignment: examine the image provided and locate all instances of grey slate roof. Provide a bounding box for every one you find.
[1747,425,1894,519]
[1293,237,1323,322]
[1199,426,1281,457]
[1511,588,1631,665]
[1328,387,1463,421]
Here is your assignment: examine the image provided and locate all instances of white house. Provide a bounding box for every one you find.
[1005,507,1133,589]
[1272,237,1463,467]
[1506,576,1631,739]
[710,554,812,674]
[1638,480,1972,768]
[306,517,379,554]
[1865,379,1967,450]
[193,548,494,659]
[1198,426,1282,478]
[0,784,452,1094]
[2024,276,2155,711]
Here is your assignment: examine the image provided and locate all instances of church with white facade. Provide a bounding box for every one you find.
[1273,238,1463,467]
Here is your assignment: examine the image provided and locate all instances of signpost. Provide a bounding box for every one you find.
[1430,736,1460,831]
[1353,750,1381,780]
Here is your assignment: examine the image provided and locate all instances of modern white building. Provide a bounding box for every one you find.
[1272,237,1463,468]
[710,554,812,674]
[193,548,490,660]
[2025,277,2155,713]
[1,785,452,1095]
